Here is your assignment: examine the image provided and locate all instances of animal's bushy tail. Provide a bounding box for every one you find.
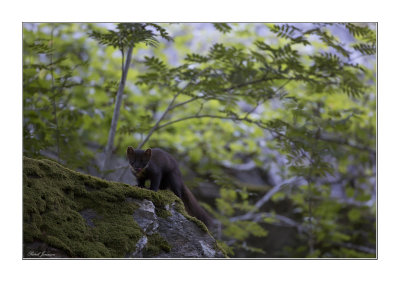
[181,185,213,228]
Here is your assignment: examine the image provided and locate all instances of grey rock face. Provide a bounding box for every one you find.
[127,236,148,258]
[128,200,225,258]
[131,199,159,235]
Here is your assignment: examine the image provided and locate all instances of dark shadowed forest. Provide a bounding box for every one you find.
[23,22,376,258]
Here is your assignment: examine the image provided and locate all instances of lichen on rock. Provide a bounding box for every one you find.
[23,157,226,258]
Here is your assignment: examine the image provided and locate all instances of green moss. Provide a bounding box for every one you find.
[215,240,231,258]
[187,215,209,233]
[23,157,180,258]
[155,208,172,218]
[143,233,171,257]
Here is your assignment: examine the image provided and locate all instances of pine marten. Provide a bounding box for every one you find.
[126,147,212,227]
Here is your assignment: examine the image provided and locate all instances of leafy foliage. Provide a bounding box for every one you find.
[23,24,94,168]
[23,23,376,258]
[213,23,232,34]
[88,23,173,51]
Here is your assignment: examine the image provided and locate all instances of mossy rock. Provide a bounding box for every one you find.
[23,157,226,258]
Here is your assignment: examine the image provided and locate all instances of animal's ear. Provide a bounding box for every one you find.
[127,146,135,158]
[144,148,152,157]
[144,148,152,161]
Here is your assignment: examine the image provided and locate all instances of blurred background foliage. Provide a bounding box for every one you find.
[23,22,376,258]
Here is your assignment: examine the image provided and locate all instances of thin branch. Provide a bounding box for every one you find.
[155,114,238,131]
[195,102,204,115]
[222,76,271,92]
[231,212,305,233]
[337,242,376,254]
[155,112,277,133]
[306,156,315,255]
[243,79,291,119]
[243,100,263,120]
[319,135,376,155]
[169,96,201,111]
[230,177,300,223]
[137,81,192,149]
[49,25,60,162]
[254,177,299,211]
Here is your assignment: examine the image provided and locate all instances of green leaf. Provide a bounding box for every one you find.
[213,23,232,34]
[345,187,355,198]
[348,209,362,222]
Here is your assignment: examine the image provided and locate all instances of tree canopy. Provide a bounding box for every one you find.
[23,22,376,258]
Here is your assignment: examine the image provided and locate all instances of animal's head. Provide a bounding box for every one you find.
[126,147,152,175]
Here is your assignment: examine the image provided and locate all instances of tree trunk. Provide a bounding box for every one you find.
[102,46,134,176]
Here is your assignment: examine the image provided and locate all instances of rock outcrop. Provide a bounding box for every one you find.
[23,157,226,258]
